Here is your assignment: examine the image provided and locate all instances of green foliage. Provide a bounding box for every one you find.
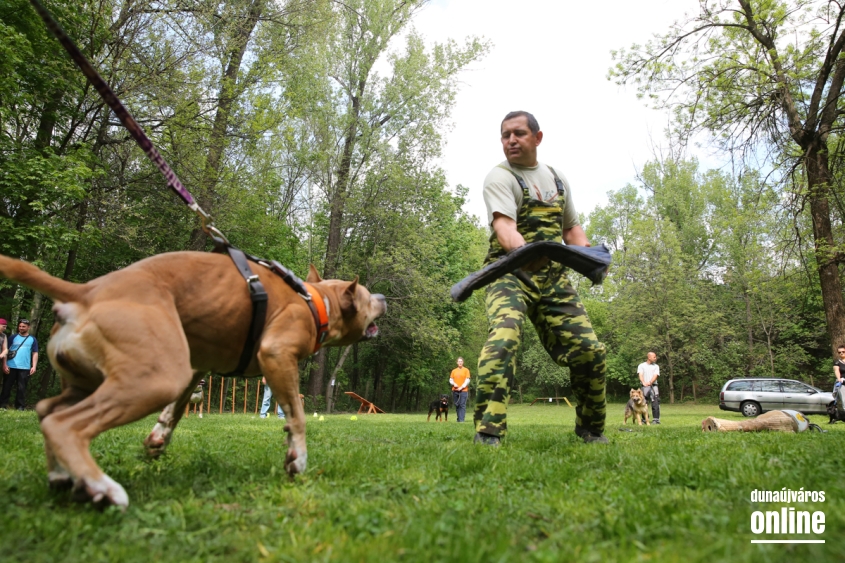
[586,157,829,401]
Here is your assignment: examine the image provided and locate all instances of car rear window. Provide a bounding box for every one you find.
[727,381,752,391]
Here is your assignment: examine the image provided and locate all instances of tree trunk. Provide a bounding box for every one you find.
[325,346,352,413]
[188,0,264,250]
[351,343,359,393]
[805,143,845,356]
[308,350,326,401]
[745,292,754,375]
[666,338,675,404]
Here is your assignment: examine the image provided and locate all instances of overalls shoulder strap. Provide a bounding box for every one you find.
[496,164,530,193]
[547,165,566,196]
[497,164,566,197]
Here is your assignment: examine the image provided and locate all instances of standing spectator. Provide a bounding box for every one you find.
[637,352,660,424]
[833,345,845,407]
[449,357,471,422]
[1,319,38,411]
[259,376,285,419]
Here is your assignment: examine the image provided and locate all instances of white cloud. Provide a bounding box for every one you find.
[410,0,708,224]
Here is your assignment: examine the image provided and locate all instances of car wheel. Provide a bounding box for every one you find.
[741,401,761,417]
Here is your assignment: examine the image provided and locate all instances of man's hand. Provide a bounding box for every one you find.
[3,365,8,374]
[30,366,36,376]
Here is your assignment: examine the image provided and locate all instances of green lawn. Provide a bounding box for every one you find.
[0,403,841,562]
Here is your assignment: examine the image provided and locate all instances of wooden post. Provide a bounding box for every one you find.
[232,379,236,414]
[219,377,224,414]
[254,382,260,414]
[207,376,213,414]
[243,380,248,413]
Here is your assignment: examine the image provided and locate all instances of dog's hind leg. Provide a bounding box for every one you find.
[41,369,189,509]
[427,409,433,422]
[144,371,205,458]
[36,384,90,490]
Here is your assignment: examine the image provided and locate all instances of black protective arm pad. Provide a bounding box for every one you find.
[450,241,611,303]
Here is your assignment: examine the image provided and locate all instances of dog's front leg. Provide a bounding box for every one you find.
[144,371,204,458]
[260,351,307,477]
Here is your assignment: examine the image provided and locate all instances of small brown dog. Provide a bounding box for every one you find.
[0,252,385,509]
[624,388,650,425]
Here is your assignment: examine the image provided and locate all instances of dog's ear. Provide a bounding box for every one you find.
[340,276,359,316]
[306,264,323,283]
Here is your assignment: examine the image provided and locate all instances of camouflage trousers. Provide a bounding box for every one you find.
[474,263,606,437]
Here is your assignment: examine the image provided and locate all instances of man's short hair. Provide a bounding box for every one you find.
[19,319,30,325]
[838,345,845,351]
[457,357,464,361]
[501,111,540,134]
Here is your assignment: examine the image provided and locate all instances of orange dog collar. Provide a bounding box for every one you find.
[303,283,330,353]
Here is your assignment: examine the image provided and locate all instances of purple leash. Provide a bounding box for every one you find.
[28,0,230,246]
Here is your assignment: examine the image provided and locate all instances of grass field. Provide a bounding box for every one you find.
[0,403,842,562]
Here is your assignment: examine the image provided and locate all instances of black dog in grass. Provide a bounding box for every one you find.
[427,394,449,422]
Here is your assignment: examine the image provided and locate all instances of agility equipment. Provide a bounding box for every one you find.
[344,391,385,414]
[701,410,824,432]
[451,241,612,302]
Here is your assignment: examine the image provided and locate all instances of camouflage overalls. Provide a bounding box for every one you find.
[474,165,607,437]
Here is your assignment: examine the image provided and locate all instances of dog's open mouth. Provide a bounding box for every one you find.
[364,322,379,339]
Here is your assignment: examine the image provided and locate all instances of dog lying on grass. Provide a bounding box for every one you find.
[0,252,385,509]
[624,388,650,425]
[427,394,449,422]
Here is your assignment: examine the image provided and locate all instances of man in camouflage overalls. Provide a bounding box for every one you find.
[474,111,607,446]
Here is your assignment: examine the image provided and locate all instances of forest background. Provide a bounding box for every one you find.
[3,0,845,413]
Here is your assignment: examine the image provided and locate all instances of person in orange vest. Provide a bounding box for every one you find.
[449,357,471,422]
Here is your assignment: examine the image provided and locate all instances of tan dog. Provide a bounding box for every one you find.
[0,252,385,509]
[624,388,650,425]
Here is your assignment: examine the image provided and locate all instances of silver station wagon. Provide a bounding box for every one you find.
[719,378,834,417]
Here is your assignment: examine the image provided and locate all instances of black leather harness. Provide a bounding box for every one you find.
[219,243,329,376]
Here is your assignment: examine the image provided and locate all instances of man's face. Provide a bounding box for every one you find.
[18,323,29,335]
[647,352,657,363]
[501,116,542,166]
[0,323,6,333]
[457,358,464,368]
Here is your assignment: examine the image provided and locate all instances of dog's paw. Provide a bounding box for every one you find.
[47,469,73,490]
[284,448,307,477]
[143,427,170,458]
[72,474,129,510]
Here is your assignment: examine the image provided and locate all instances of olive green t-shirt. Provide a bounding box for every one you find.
[482,160,579,229]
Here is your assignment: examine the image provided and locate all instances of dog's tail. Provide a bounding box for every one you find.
[0,255,87,302]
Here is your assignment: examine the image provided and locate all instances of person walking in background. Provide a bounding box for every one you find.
[0,319,38,411]
[450,357,471,422]
[637,352,660,424]
[259,376,285,419]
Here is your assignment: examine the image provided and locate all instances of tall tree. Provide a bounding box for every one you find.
[610,0,845,354]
